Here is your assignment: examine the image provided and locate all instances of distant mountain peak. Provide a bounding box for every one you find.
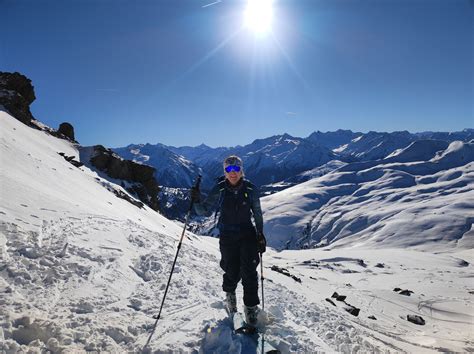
[196,143,211,148]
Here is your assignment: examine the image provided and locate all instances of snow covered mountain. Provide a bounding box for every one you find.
[384,139,450,163]
[2,110,473,352]
[115,134,337,189]
[309,129,474,162]
[262,140,474,251]
[416,128,474,142]
[306,129,361,150]
[173,133,337,187]
[168,143,232,167]
[115,129,473,195]
[332,130,415,161]
[260,160,347,195]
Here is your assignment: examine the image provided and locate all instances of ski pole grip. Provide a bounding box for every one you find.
[188,174,202,212]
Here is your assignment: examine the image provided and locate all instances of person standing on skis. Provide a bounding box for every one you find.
[190,155,266,327]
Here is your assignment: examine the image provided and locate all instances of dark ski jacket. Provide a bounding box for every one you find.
[194,177,263,234]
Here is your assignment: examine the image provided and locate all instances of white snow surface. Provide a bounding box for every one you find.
[262,140,474,252]
[1,111,473,353]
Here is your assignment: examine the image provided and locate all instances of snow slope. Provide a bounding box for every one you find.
[1,110,473,352]
[0,111,368,352]
[262,140,474,251]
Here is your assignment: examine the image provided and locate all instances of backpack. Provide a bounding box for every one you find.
[213,176,254,227]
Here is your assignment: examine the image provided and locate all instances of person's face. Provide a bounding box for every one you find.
[225,169,242,185]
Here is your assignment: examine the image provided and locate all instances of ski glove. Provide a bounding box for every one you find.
[190,186,201,203]
[256,232,266,254]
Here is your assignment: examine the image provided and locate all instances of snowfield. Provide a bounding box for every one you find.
[263,140,474,251]
[1,110,473,353]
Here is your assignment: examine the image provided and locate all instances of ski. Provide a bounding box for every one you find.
[231,312,280,354]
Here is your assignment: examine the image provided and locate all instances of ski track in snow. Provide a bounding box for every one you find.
[1,111,473,353]
[4,215,472,352]
[0,215,397,353]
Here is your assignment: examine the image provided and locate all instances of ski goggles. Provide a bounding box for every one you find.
[225,165,241,173]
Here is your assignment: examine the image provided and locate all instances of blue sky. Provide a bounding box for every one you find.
[1,0,472,147]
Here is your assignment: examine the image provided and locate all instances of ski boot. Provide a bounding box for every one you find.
[225,292,237,315]
[244,304,259,328]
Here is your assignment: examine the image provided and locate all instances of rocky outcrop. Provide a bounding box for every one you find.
[57,122,75,141]
[90,145,160,211]
[0,72,36,125]
[0,72,78,143]
[58,152,83,168]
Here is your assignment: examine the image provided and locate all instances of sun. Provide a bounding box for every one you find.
[244,0,274,37]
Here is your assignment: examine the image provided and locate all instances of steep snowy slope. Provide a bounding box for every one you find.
[260,160,347,196]
[0,111,378,353]
[384,139,449,163]
[333,131,415,161]
[0,110,223,351]
[262,140,474,251]
[2,110,473,353]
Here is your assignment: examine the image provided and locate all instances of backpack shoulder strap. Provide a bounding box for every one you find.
[214,178,227,223]
[242,179,254,200]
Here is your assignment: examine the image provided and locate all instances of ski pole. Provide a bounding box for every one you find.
[144,175,202,350]
[260,252,265,354]
[260,252,265,313]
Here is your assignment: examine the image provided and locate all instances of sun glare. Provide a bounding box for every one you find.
[244,0,274,37]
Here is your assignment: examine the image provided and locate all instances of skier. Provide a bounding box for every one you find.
[190,155,266,328]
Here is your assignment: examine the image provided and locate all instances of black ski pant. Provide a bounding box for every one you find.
[219,227,260,307]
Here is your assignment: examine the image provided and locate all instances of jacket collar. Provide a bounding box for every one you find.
[225,177,244,191]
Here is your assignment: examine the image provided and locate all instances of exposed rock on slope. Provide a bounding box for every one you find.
[0,71,36,125]
[57,122,75,141]
[86,145,160,211]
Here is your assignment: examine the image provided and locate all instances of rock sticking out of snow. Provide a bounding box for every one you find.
[407,315,425,325]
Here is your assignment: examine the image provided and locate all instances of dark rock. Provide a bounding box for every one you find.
[375,263,385,268]
[270,265,302,283]
[325,298,336,306]
[0,71,36,125]
[291,275,302,283]
[69,160,83,168]
[331,292,347,302]
[344,305,360,317]
[58,122,75,141]
[393,287,402,292]
[407,315,425,325]
[271,265,290,276]
[58,152,83,168]
[89,145,159,210]
[116,188,145,209]
[368,315,377,320]
[399,289,414,296]
[341,269,359,274]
